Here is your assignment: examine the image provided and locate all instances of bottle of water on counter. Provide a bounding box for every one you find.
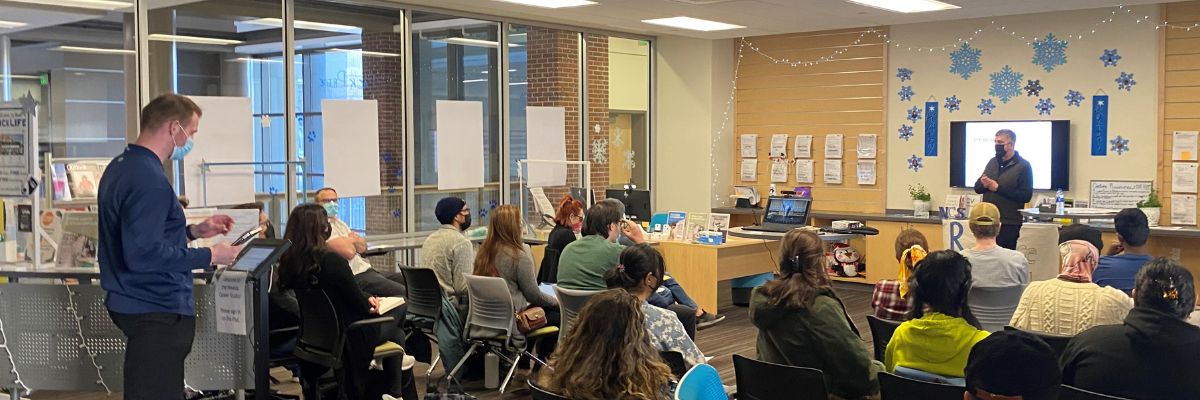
[1055,189,1065,215]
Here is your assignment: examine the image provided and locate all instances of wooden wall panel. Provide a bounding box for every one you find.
[735,27,888,213]
[1161,2,1200,226]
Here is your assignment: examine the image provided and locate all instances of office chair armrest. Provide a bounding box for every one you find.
[269,326,299,335]
[346,316,396,333]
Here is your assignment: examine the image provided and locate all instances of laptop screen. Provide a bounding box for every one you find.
[765,198,810,226]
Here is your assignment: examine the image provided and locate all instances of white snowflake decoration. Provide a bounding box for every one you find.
[1065,90,1084,107]
[624,150,636,170]
[898,124,914,141]
[989,65,1024,104]
[1110,135,1130,155]
[944,95,961,112]
[1031,33,1068,72]
[1100,49,1121,67]
[1035,98,1055,115]
[898,85,914,102]
[896,67,913,82]
[978,98,996,115]
[949,43,982,80]
[1116,72,1136,91]
[906,105,922,123]
[590,138,608,164]
[908,155,924,172]
[611,127,625,146]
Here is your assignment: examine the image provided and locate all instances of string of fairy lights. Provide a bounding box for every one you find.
[62,283,112,395]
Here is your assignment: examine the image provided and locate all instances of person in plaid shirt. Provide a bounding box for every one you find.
[871,229,929,321]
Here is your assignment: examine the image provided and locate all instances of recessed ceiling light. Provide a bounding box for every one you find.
[433,37,521,48]
[239,18,362,34]
[329,48,399,57]
[0,74,39,80]
[5,0,131,11]
[50,45,135,55]
[846,0,959,13]
[494,0,597,9]
[641,16,744,32]
[225,57,282,64]
[148,34,243,45]
[0,21,28,29]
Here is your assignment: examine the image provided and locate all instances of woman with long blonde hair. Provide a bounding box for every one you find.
[538,290,673,400]
[473,204,559,322]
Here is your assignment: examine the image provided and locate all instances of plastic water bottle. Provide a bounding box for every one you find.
[1055,189,1065,215]
[484,352,499,389]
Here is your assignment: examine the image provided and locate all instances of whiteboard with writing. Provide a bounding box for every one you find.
[1090,180,1152,210]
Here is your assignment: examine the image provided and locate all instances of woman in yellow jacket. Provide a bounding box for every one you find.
[884,250,990,378]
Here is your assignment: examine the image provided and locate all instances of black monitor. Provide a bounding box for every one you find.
[229,239,291,276]
[605,188,651,222]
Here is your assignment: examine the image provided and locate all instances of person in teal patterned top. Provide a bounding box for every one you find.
[605,244,706,368]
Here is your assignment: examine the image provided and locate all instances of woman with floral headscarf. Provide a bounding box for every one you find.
[1009,240,1133,336]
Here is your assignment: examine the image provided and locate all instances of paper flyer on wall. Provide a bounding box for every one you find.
[823,160,842,184]
[857,134,877,159]
[740,159,757,181]
[1172,162,1198,194]
[1174,131,1199,161]
[769,134,788,158]
[770,159,788,183]
[1171,195,1196,225]
[824,134,843,159]
[856,160,876,185]
[795,159,814,183]
[794,135,812,158]
[740,134,758,158]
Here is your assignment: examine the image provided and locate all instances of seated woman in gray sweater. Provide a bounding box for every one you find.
[474,205,560,330]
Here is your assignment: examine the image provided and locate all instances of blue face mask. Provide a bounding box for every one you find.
[170,122,194,160]
[323,201,339,218]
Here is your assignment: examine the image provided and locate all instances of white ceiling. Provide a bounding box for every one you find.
[394,0,1184,39]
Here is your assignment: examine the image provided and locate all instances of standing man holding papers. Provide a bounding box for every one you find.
[974,129,1033,250]
[98,94,242,399]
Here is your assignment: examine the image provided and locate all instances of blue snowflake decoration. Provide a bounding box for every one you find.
[944,95,961,113]
[906,105,922,123]
[394,168,403,177]
[896,67,913,82]
[1116,72,1136,91]
[978,98,996,115]
[1031,33,1068,72]
[949,42,982,80]
[392,209,403,218]
[989,65,1024,103]
[268,186,279,196]
[387,186,396,193]
[1100,49,1121,67]
[1110,135,1130,155]
[898,85,914,101]
[908,155,924,172]
[1024,79,1044,97]
[479,209,488,218]
[898,124,914,141]
[489,199,499,210]
[382,152,394,163]
[1035,98,1055,115]
[306,131,317,143]
[1065,90,1084,107]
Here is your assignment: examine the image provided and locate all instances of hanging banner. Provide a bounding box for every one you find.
[1092,95,1109,156]
[924,101,938,157]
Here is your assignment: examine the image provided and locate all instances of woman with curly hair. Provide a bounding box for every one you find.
[537,289,674,399]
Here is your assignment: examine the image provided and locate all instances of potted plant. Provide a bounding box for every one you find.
[1137,185,1162,227]
[909,184,932,217]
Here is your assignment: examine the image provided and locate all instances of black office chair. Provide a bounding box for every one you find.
[1060,385,1133,400]
[1003,326,1072,359]
[732,354,827,400]
[866,315,902,362]
[660,350,688,378]
[399,266,446,388]
[878,371,963,400]
[293,288,405,400]
[529,380,571,400]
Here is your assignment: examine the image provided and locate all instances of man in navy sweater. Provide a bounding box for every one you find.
[98,94,242,399]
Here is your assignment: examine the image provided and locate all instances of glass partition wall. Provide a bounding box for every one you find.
[0,0,651,234]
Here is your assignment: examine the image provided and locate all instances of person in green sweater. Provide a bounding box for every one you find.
[750,228,880,399]
[884,250,990,380]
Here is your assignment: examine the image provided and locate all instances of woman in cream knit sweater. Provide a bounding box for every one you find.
[1009,240,1133,336]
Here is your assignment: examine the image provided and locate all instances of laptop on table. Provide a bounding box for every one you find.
[743,197,811,233]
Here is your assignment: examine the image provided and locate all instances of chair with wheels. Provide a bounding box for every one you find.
[399,266,446,386]
[732,354,827,400]
[1003,326,1072,359]
[676,363,726,400]
[967,285,1026,332]
[292,288,406,400]
[444,275,558,394]
[1060,385,1133,400]
[555,286,608,338]
[866,315,902,362]
[529,380,571,400]
[878,371,964,400]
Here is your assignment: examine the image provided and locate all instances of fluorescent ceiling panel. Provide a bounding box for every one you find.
[432,37,521,48]
[148,34,242,45]
[494,0,597,8]
[0,21,28,29]
[5,0,131,11]
[641,16,744,31]
[237,18,362,34]
[51,45,135,55]
[329,48,399,57]
[845,0,959,13]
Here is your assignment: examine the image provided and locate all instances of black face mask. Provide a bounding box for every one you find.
[460,214,472,231]
[994,144,1006,158]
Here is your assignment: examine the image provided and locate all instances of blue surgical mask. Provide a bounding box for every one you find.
[323,201,339,218]
[170,122,194,160]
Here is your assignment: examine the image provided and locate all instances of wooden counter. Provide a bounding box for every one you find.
[657,237,780,313]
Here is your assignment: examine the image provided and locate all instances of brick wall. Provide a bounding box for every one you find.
[362,32,404,269]
[526,27,581,212]
[585,34,610,200]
